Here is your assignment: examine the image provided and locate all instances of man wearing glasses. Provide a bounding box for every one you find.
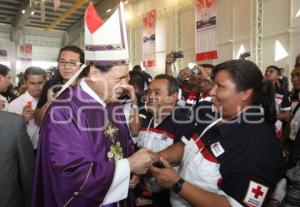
[33,45,84,126]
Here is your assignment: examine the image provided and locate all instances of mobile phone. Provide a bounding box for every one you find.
[173,51,184,59]
[188,63,197,69]
[26,101,32,109]
[188,63,198,75]
[152,161,165,169]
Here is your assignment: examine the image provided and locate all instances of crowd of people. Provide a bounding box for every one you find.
[0,2,300,207]
[1,47,300,207]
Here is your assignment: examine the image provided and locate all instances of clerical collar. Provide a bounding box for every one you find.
[80,79,106,107]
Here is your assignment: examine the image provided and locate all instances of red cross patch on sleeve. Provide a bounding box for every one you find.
[243,181,269,207]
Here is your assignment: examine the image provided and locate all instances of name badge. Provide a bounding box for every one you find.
[210,141,225,157]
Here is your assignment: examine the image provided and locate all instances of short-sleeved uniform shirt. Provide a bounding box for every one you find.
[136,107,196,151]
[198,109,285,206]
[274,86,291,138]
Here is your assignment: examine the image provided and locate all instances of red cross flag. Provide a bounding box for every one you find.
[243,181,269,207]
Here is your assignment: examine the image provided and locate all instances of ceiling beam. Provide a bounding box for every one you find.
[43,5,85,15]
[30,16,76,23]
[0,10,18,15]
[6,0,22,4]
[63,17,84,46]
[11,0,36,43]
[32,12,81,21]
[14,1,36,29]
[27,24,66,31]
[45,0,88,32]
[0,5,20,10]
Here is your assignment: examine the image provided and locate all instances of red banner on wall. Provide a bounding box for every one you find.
[19,44,32,61]
[195,0,218,61]
[142,9,156,68]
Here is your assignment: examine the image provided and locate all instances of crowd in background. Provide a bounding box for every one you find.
[0,45,300,207]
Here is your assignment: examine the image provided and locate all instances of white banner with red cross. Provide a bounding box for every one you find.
[195,0,218,61]
[19,44,32,61]
[142,9,156,68]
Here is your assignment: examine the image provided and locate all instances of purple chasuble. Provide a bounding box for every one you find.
[31,86,136,207]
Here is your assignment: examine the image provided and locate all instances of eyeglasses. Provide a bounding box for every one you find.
[58,60,81,67]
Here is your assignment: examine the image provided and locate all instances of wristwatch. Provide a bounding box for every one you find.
[171,178,185,193]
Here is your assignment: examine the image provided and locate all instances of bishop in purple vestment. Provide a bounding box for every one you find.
[31,64,153,207]
[31,2,154,206]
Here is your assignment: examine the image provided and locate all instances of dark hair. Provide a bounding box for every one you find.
[58,45,85,64]
[212,59,276,124]
[295,54,300,67]
[132,65,142,72]
[200,63,215,70]
[24,66,46,81]
[154,74,179,95]
[266,65,281,75]
[54,46,85,81]
[79,64,114,78]
[0,64,10,77]
[129,71,145,92]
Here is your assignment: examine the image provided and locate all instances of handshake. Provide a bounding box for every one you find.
[128,148,161,174]
[127,148,181,190]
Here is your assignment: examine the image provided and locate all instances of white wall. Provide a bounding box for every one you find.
[0,24,64,77]
[1,0,300,79]
[125,0,300,77]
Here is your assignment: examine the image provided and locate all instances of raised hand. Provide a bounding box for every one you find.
[22,103,34,124]
[122,84,138,105]
[165,51,176,65]
[178,67,190,80]
[0,100,6,110]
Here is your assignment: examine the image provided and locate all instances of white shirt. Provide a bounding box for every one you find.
[0,94,9,111]
[8,91,39,149]
[80,79,130,204]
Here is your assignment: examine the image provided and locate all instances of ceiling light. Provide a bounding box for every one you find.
[22,9,26,14]
[296,9,300,18]
[125,10,132,22]
[31,11,35,16]
[106,9,112,13]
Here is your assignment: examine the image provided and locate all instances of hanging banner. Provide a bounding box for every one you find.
[0,40,14,62]
[142,9,156,68]
[0,50,8,61]
[19,44,32,61]
[54,0,61,11]
[195,0,218,61]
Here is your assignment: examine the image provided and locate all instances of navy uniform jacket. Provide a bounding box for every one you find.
[140,107,196,143]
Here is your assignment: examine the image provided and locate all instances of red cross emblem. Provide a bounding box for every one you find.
[251,185,264,199]
[244,181,269,207]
